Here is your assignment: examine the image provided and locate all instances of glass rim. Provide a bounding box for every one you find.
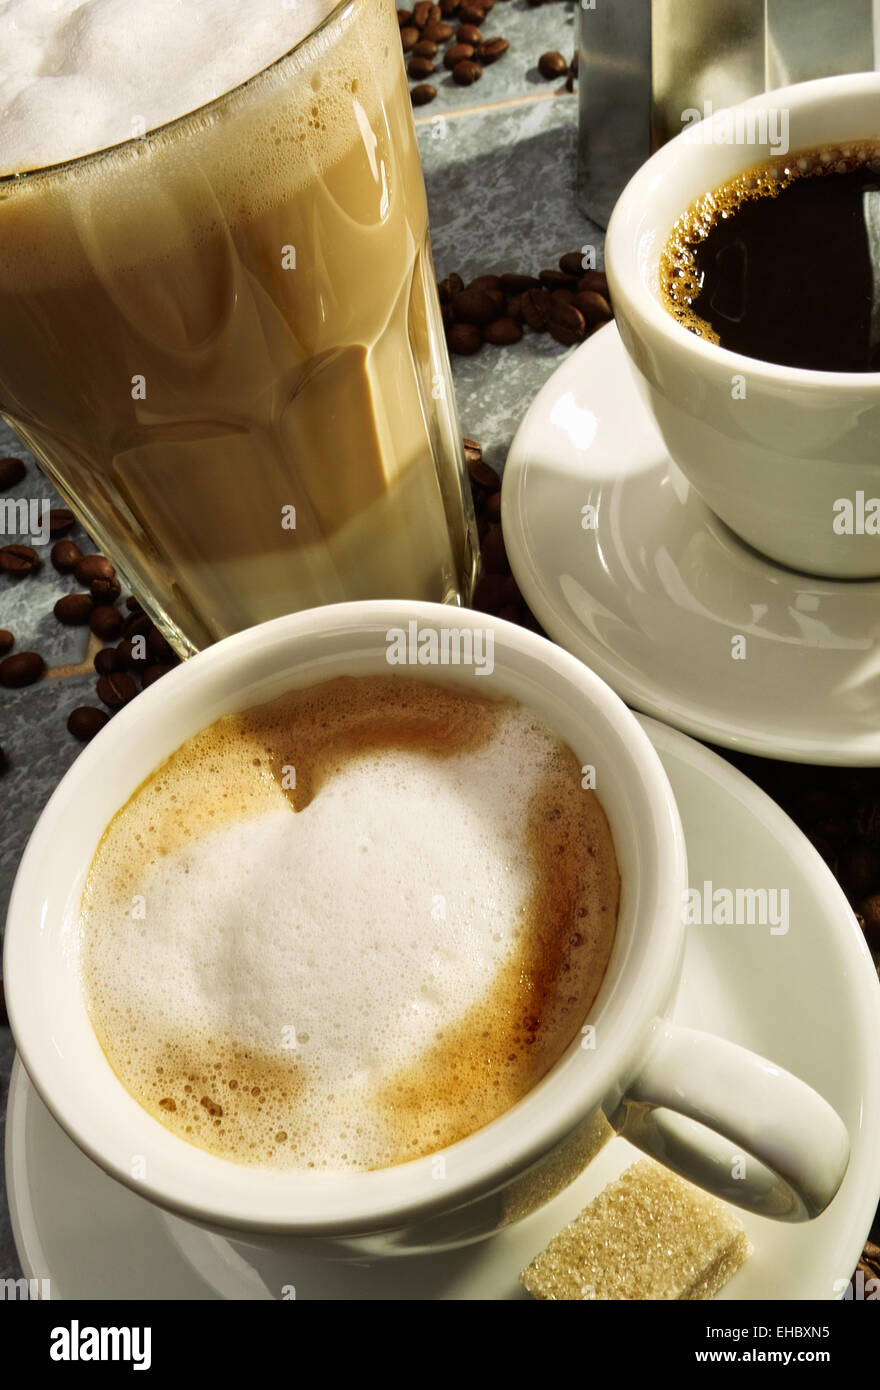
[0,0,354,186]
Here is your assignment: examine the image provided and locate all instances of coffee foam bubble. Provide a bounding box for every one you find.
[80,677,620,1172]
[659,143,880,342]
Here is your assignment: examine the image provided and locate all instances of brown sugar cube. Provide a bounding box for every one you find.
[521,1158,752,1300]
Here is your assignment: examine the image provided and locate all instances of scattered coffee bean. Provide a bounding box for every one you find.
[147,627,175,664]
[73,553,114,585]
[504,294,523,321]
[539,269,579,292]
[485,316,523,346]
[94,647,123,676]
[116,636,149,669]
[564,71,574,92]
[520,286,552,331]
[51,539,82,573]
[476,36,508,63]
[0,630,13,656]
[397,8,413,24]
[0,650,45,687]
[444,41,474,67]
[447,320,483,354]
[67,706,110,743]
[573,288,613,324]
[90,605,123,641]
[559,251,586,278]
[411,82,437,105]
[96,671,138,709]
[122,611,151,639]
[458,4,485,21]
[579,269,610,297]
[141,664,173,689]
[48,507,75,536]
[400,24,420,49]
[89,574,122,603]
[481,523,509,573]
[439,0,457,14]
[0,544,39,575]
[124,595,144,612]
[423,19,453,41]
[54,592,94,625]
[409,54,436,77]
[538,50,568,80]
[412,0,431,23]
[500,272,541,293]
[467,274,502,292]
[463,439,499,490]
[0,456,25,490]
[551,287,574,306]
[438,272,464,300]
[571,51,579,75]
[472,571,520,614]
[412,38,438,56]
[451,288,497,326]
[485,491,501,522]
[457,22,482,43]
[452,57,482,84]
[857,893,880,948]
[546,298,587,346]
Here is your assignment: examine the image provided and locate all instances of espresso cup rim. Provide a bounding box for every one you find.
[606,70,880,390]
[3,601,687,1236]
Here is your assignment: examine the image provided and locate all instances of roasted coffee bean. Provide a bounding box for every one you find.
[400,24,420,49]
[472,571,519,614]
[479,0,494,9]
[546,298,587,346]
[481,523,509,573]
[0,629,12,656]
[0,456,25,489]
[409,54,435,77]
[571,51,579,74]
[564,71,574,92]
[485,491,501,522]
[412,0,431,26]
[447,320,483,354]
[539,268,579,291]
[428,3,442,18]
[578,269,610,297]
[94,647,123,676]
[458,4,485,21]
[67,705,110,743]
[520,286,552,331]
[438,272,464,300]
[54,592,93,625]
[423,19,453,40]
[559,250,586,278]
[124,595,144,612]
[476,36,508,62]
[467,274,502,292]
[123,611,151,639]
[50,539,82,573]
[398,7,413,21]
[504,294,523,321]
[0,544,39,574]
[410,82,437,105]
[73,553,114,585]
[444,41,474,67]
[90,605,124,641]
[485,316,523,346]
[412,38,438,56]
[452,57,482,84]
[857,893,880,947]
[116,636,150,669]
[464,443,499,491]
[48,507,76,536]
[551,287,574,306]
[147,627,175,664]
[500,272,541,293]
[451,287,497,325]
[463,437,482,466]
[457,22,482,42]
[141,664,173,689]
[96,671,138,709]
[538,50,568,79]
[90,573,122,602]
[439,0,457,14]
[572,289,613,324]
[838,841,880,902]
[0,650,45,687]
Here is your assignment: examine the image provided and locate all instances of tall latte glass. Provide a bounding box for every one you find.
[0,0,477,654]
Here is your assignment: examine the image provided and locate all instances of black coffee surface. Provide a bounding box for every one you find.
[661,149,880,372]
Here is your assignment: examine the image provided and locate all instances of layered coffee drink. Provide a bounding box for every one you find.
[0,0,476,653]
[79,676,620,1171]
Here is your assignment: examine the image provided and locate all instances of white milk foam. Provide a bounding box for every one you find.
[0,0,340,172]
[80,677,620,1172]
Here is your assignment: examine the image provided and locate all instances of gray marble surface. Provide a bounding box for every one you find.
[0,1,599,1287]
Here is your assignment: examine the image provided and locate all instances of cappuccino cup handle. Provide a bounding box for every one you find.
[612,1023,849,1221]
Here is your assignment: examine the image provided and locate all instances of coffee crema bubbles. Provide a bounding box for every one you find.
[79,676,620,1172]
